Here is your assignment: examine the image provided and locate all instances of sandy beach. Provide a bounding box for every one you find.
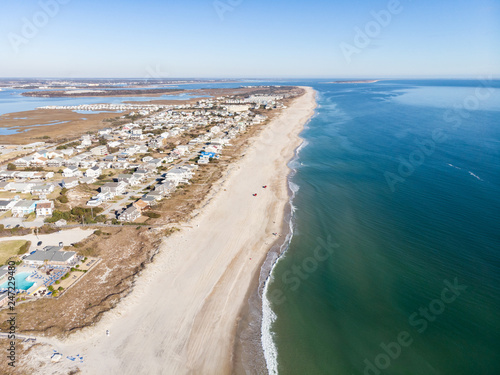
[25,86,317,375]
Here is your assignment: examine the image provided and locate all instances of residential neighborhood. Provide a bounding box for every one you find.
[0,92,291,227]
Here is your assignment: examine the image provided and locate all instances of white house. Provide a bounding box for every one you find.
[85,166,102,178]
[63,166,82,178]
[35,201,54,217]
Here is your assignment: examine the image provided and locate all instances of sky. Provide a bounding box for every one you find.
[0,0,499,78]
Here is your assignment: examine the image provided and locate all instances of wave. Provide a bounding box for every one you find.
[447,163,462,170]
[261,161,302,374]
[261,203,295,375]
[261,100,318,375]
[468,171,483,181]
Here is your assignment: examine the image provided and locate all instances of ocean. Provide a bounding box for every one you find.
[263,79,500,375]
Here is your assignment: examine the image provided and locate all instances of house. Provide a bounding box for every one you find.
[11,200,37,217]
[147,158,163,168]
[14,157,31,168]
[65,157,81,167]
[63,166,82,178]
[118,206,141,222]
[0,200,16,212]
[90,145,108,156]
[85,166,102,178]
[79,159,96,169]
[47,157,65,167]
[31,155,48,165]
[165,168,192,185]
[101,182,126,196]
[23,246,77,266]
[60,148,75,156]
[146,191,163,201]
[6,182,34,193]
[31,184,55,195]
[61,177,79,189]
[46,150,64,159]
[155,181,176,195]
[80,176,96,185]
[141,196,157,206]
[133,199,149,211]
[103,155,117,162]
[36,201,54,217]
[81,135,92,147]
[98,128,112,136]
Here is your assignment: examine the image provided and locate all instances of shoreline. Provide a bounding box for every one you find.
[22,87,317,375]
[233,108,316,374]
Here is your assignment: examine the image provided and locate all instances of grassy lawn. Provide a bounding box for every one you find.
[24,212,37,222]
[0,240,30,265]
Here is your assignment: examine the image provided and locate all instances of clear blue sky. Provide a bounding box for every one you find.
[0,0,498,78]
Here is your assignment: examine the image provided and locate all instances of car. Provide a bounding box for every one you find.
[5,225,11,229]
[37,241,42,246]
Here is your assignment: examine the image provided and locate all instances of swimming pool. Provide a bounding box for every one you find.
[0,272,35,291]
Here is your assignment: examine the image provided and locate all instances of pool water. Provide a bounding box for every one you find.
[0,272,35,290]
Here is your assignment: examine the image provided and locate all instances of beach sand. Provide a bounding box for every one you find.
[25,86,317,375]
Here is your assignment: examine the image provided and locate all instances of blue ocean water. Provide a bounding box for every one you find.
[264,80,500,375]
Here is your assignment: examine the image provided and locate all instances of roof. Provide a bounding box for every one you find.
[24,246,76,263]
[0,201,14,208]
[36,202,53,209]
[14,200,36,208]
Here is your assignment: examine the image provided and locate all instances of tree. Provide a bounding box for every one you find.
[7,163,16,170]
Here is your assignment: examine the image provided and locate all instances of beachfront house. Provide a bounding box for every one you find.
[118,206,141,222]
[165,167,193,185]
[23,246,77,266]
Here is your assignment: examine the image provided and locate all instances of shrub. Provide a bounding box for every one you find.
[57,195,69,203]
[7,163,16,171]
[17,241,31,255]
[144,212,161,218]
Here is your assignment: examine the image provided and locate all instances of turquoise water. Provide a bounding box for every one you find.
[264,80,500,375]
[0,272,35,291]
